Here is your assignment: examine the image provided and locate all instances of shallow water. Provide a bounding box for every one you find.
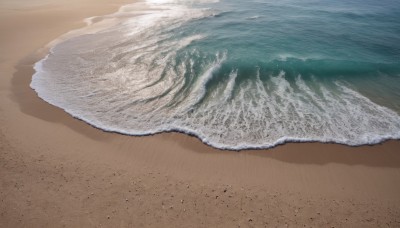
[31,0,400,149]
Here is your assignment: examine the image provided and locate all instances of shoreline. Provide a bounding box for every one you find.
[1,0,400,227]
[15,49,400,160]
[12,48,400,186]
[26,1,400,152]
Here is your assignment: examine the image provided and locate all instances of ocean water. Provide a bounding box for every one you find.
[31,0,400,150]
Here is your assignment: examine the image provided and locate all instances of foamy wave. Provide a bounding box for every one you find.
[31,0,400,150]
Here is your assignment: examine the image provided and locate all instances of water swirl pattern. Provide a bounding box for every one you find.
[31,0,400,149]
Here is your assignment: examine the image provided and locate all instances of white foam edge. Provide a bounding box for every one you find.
[30,0,400,151]
[31,58,400,151]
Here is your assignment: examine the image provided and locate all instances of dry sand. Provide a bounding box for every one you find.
[1,0,400,227]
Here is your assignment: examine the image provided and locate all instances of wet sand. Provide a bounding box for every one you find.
[1,0,400,227]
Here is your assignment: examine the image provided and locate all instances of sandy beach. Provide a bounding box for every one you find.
[1,0,400,227]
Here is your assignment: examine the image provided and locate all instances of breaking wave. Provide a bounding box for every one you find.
[31,0,400,150]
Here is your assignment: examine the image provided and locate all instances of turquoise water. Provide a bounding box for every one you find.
[31,0,400,149]
[180,0,400,110]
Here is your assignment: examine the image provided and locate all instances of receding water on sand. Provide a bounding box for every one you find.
[31,0,400,149]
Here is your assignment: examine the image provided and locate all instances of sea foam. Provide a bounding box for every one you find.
[31,0,400,150]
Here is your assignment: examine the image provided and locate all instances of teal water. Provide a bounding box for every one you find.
[31,0,400,149]
[179,0,400,111]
